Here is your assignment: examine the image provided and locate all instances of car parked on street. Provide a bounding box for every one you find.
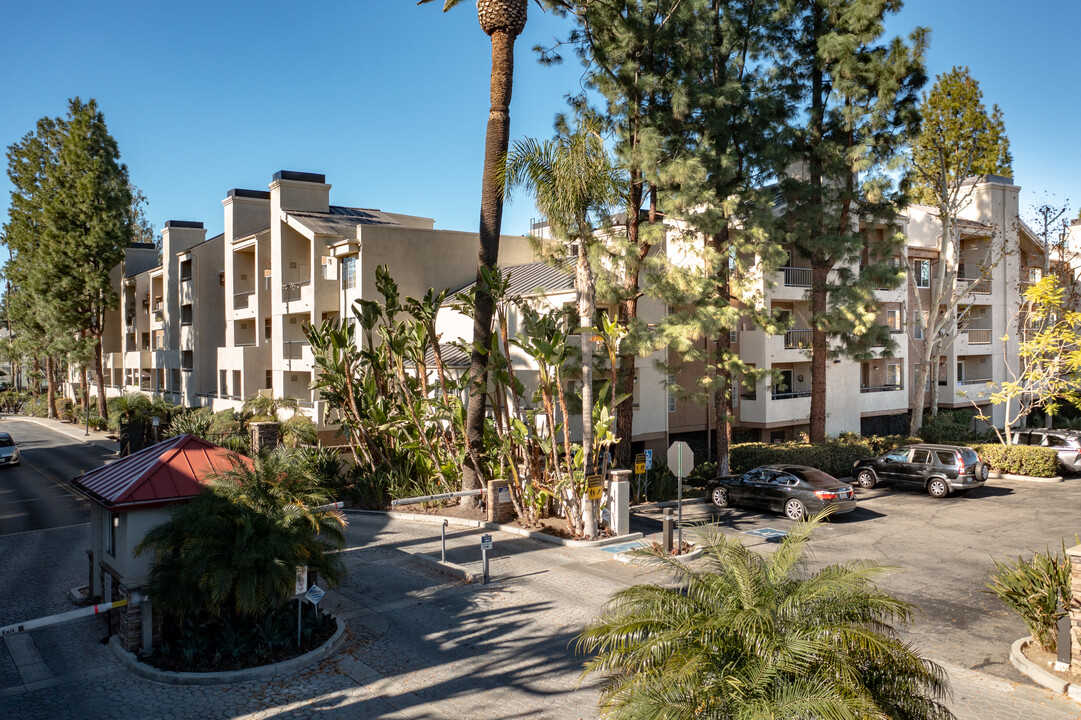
[1010,428,1081,472]
[0,432,20,466]
[707,465,856,520]
[852,444,987,498]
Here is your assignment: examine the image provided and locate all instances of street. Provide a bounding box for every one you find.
[1,419,1080,719]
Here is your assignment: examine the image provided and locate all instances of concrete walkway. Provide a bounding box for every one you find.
[3,513,1080,719]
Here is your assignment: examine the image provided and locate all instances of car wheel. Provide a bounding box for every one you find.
[784,498,806,521]
[856,469,877,489]
[927,478,950,498]
[975,462,989,481]
[711,485,730,508]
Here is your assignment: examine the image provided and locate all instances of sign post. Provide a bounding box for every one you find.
[634,454,647,501]
[480,534,493,584]
[295,566,307,646]
[666,441,694,548]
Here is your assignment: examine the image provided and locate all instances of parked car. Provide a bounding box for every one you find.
[852,444,987,498]
[0,432,20,466]
[1010,429,1081,472]
[708,465,856,520]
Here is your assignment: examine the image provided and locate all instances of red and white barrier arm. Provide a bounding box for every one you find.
[0,597,129,637]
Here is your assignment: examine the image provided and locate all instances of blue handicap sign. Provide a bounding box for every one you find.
[742,527,788,540]
[644,449,653,469]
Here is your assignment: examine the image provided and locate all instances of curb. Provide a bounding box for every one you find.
[345,509,642,548]
[1009,636,1081,701]
[613,543,704,564]
[989,471,1063,484]
[410,553,479,583]
[631,497,709,512]
[109,615,347,685]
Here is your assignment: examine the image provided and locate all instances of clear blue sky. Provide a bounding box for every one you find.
[1,0,1078,257]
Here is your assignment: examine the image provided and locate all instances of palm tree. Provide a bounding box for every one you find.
[578,514,953,720]
[419,0,528,505]
[137,447,346,620]
[504,114,622,534]
[242,393,300,420]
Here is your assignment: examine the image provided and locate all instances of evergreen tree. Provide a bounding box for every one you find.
[906,68,1012,435]
[646,0,791,474]
[544,0,692,467]
[776,0,926,441]
[911,66,1012,206]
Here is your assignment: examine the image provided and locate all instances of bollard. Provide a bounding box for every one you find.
[1057,604,1072,669]
[662,512,673,553]
[441,519,448,562]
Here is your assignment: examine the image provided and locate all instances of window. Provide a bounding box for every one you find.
[956,361,964,382]
[1044,435,1067,448]
[1028,267,1042,283]
[911,449,931,464]
[885,449,909,463]
[667,375,677,413]
[914,259,930,288]
[935,451,957,465]
[886,362,901,388]
[107,514,118,557]
[913,310,927,340]
[886,309,902,333]
[342,256,357,290]
[264,318,272,342]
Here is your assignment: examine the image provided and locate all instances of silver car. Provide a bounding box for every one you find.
[1011,429,1081,472]
[0,432,20,466]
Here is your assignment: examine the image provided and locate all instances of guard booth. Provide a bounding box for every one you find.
[70,434,251,651]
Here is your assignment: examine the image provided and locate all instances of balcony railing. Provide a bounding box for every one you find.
[234,290,255,309]
[781,266,812,288]
[960,277,991,294]
[860,384,903,393]
[958,377,992,386]
[739,392,757,401]
[771,389,812,400]
[282,280,310,303]
[284,340,307,360]
[964,328,992,344]
[784,329,813,349]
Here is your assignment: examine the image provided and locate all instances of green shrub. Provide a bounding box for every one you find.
[974,443,1059,478]
[986,545,1072,652]
[166,409,214,440]
[918,409,975,444]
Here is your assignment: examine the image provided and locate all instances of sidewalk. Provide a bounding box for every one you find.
[2,414,120,455]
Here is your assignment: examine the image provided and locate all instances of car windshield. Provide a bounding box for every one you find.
[794,468,837,487]
[0,436,14,447]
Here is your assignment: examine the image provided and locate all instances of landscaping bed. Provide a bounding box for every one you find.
[1021,642,1081,687]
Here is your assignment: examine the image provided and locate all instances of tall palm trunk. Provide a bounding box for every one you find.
[577,237,597,537]
[462,0,528,506]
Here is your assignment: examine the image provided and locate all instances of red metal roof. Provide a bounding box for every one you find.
[70,434,251,511]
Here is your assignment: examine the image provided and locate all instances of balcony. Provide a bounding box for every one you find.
[771,389,812,400]
[958,377,992,386]
[282,280,311,304]
[780,266,812,288]
[180,279,194,305]
[180,324,195,351]
[964,328,992,344]
[784,329,813,350]
[860,384,903,393]
[960,277,991,295]
[233,290,254,310]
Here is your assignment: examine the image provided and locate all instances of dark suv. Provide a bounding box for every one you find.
[852,444,988,498]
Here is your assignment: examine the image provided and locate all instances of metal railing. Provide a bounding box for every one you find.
[957,377,992,386]
[282,280,310,303]
[784,329,813,349]
[233,290,255,309]
[781,266,812,288]
[964,328,992,344]
[860,384,903,393]
[283,340,307,360]
[960,277,991,294]
[771,389,812,400]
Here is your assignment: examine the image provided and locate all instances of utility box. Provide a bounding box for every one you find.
[608,470,631,536]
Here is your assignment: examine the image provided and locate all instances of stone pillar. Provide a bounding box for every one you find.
[250,421,280,452]
[1066,544,1081,669]
[608,470,631,537]
[486,480,514,524]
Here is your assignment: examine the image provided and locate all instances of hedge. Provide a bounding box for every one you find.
[727,435,921,479]
[973,444,1059,478]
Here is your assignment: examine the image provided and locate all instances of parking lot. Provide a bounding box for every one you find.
[632,475,1081,683]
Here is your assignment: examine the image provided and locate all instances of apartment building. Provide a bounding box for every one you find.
[434,175,1050,457]
[211,170,536,432]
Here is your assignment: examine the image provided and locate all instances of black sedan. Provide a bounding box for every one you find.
[707,465,856,520]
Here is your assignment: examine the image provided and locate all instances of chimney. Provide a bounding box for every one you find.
[269,170,330,213]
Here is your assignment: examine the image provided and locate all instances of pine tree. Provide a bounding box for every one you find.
[777,0,926,441]
[646,0,791,473]
[544,0,692,467]
[907,68,1013,434]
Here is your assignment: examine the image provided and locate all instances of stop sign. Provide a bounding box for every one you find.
[667,441,694,479]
